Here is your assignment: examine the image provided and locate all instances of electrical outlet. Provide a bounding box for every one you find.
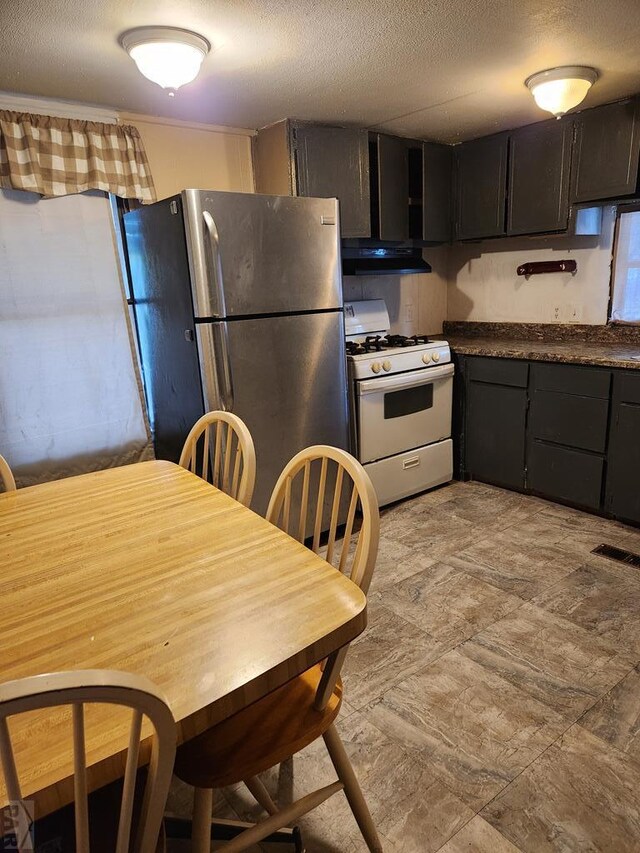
[404,302,415,322]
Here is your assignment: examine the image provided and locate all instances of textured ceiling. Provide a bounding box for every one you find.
[1,0,640,142]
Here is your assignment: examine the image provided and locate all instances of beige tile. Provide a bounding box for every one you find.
[437,816,522,852]
[517,506,640,563]
[447,530,582,600]
[370,533,436,590]
[533,561,640,656]
[224,712,473,853]
[503,515,574,548]
[581,664,640,761]
[535,503,632,538]
[620,526,640,555]
[333,714,475,853]
[482,725,640,853]
[427,488,542,534]
[365,649,568,810]
[339,698,359,719]
[342,603,445,709]
[461,603,634,718]
[390,514,480,561]
[397,480,487,511]
[374,562,521,646]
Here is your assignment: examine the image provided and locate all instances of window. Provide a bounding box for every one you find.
[610,207,640,324]
[0,188,151,486]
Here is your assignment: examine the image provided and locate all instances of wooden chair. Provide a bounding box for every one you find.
[0,669,176,853]
[0,454,16,492]
[173,445,382,853]
[178,412,256,507]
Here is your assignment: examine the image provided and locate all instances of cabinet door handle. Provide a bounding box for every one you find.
[403,456,421,470]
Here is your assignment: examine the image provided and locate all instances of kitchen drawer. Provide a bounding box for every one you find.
[530,362,611,399]
[618,372,640,404]
[529,389,609,453]
[365,439,453,507]
[528,441,604,510]
[467,357,529,388]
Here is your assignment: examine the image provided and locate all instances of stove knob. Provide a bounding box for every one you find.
[382,360,391,372]
[422,352,431,364]
[432,351,441,363]
[371,362,381,374]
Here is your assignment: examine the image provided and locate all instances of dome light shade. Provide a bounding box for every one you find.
[525,66,598,117]
[121,27,210,92]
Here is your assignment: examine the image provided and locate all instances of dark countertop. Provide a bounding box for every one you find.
[447,336,640,369]
[445,327,640,371]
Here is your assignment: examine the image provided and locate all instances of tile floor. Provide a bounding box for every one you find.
[167,480,640,852]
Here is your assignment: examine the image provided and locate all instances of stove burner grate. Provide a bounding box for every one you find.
[346,333,435,355]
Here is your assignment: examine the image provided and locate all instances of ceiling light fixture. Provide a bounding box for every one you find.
[121,27,210,96]
[525,66,598,117]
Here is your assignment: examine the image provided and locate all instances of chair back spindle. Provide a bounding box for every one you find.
[266,445,379,712]
[179,412,256,507]
[0,670,176,853]
[266,445,379,595]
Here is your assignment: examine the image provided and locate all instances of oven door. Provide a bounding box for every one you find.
[356,363,454,464]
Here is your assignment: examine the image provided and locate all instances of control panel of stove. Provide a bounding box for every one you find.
[348,341,451,379]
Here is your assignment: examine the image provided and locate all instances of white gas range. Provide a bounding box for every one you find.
[345,299,454,507]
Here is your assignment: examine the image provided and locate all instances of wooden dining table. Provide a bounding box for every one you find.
[0,460,367,819]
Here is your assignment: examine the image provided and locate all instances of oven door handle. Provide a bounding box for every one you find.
[357,362,454,395]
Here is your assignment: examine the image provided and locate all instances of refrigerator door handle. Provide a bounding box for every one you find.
[202,210,227,319]
[195,322,234,412]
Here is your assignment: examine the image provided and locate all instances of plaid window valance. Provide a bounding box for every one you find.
[0,111,156,203]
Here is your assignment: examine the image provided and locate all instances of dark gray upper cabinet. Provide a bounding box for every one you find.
[455,133,508,240]
[606,372,640,524]
[571,98,640,202]
[423,142,452,242]
[293,123,371,238]
[371,133,409,241]
[507,119,573,235]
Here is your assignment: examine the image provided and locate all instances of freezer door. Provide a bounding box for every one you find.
[182,189,342,318]
[196,311,349,515]
[124,198,204,463]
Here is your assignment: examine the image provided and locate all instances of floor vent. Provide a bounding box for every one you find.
[592,543,640,568]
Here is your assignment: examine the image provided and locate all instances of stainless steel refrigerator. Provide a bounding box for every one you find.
[124,189,349,515]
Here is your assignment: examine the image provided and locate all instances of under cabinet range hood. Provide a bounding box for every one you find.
[341,243,432,276]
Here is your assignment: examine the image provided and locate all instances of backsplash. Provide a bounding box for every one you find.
[447,207,617,325]
[343,246,448,335]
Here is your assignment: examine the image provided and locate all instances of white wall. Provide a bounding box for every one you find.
[447,207,617,325]
[343,246,449,335]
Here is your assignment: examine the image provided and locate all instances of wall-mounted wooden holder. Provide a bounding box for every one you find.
[517,260,577,278]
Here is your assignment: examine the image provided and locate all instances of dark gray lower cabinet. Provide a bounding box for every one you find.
[606,372,640,523]
[465,358,528,489]
[528,442,605,510]
[526,363,610,509]
[460,355,640,523]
